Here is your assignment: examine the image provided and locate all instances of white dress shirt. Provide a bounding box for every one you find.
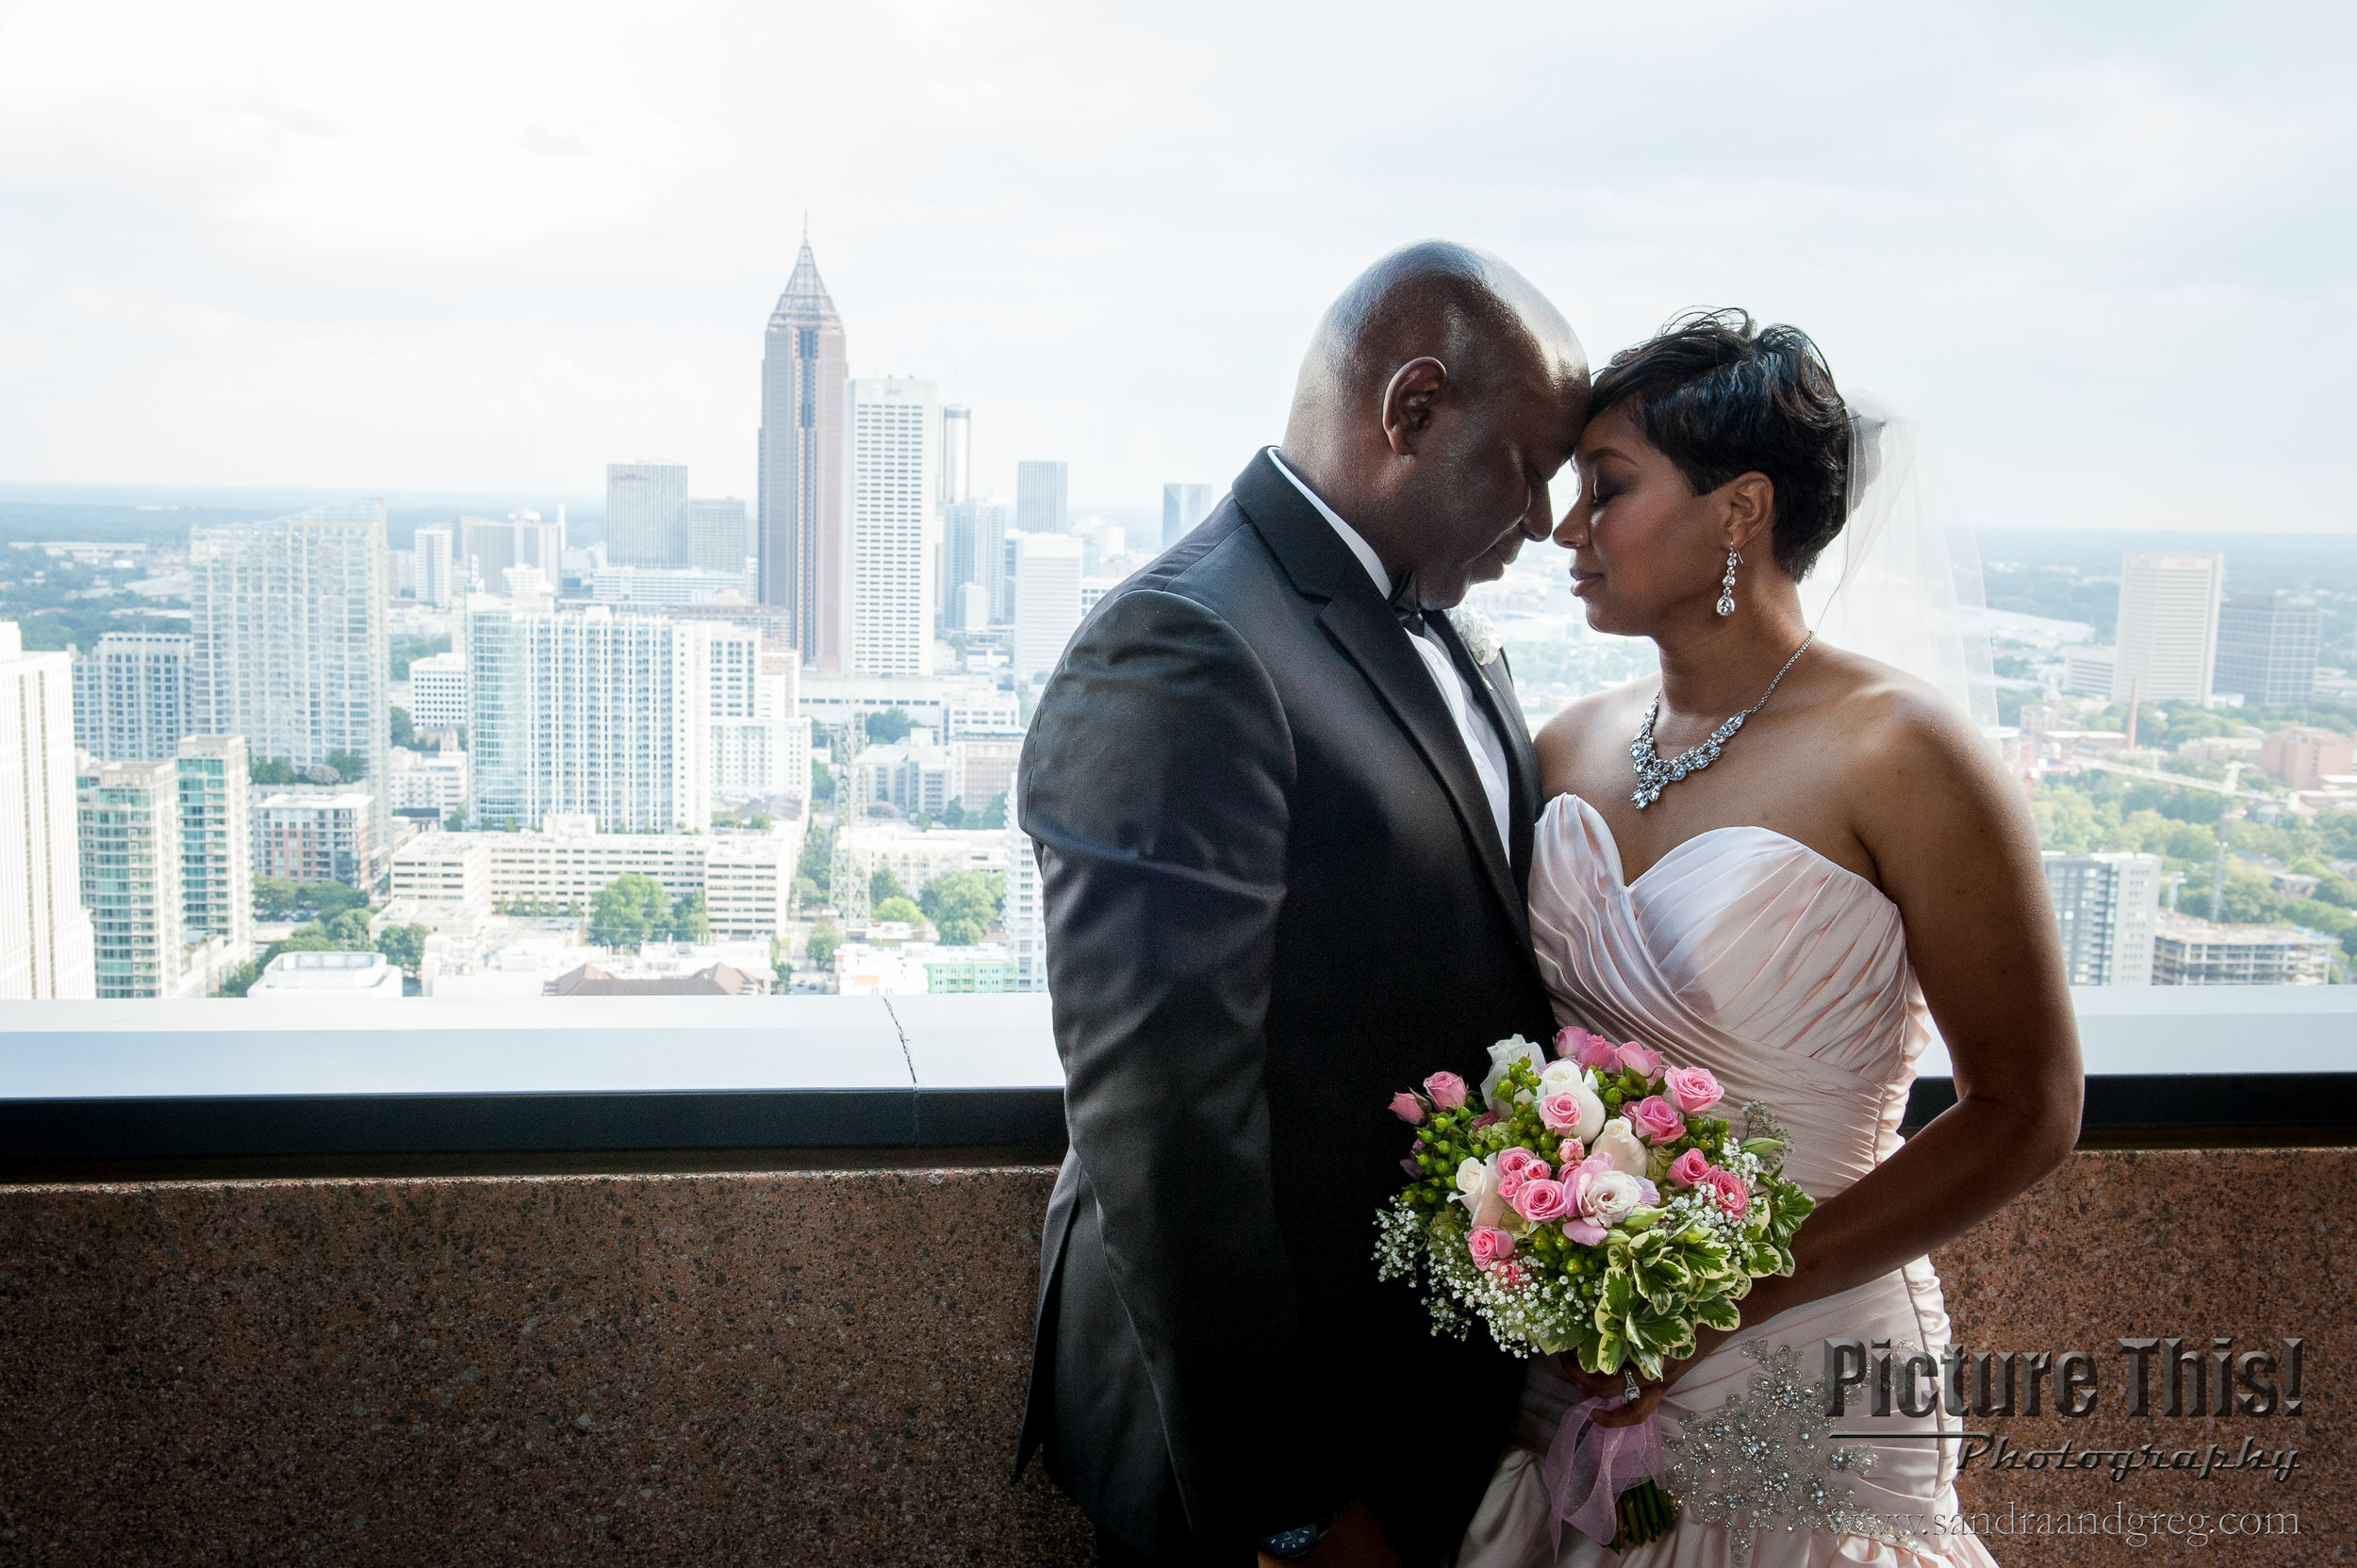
[1266,450,1514,857]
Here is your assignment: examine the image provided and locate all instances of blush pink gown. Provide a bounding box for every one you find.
[1454,794,2001,1568]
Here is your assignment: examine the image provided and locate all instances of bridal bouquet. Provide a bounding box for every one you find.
[1373,1028,1816,1548]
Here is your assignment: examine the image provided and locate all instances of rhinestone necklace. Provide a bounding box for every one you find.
[1628,632,1815,809]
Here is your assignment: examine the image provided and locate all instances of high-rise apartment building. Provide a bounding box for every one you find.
[945,500,1010,633]
[2041,850,2162,986]
[405,652,467,732]
[253,792,376,885]
[605,466,689,568]
[685,497,752,576]
[72,631,191,760]
[413,524,456,608]
[1014,532,1083,685]
[1005,808,1045,992]
[1016,461,1069,535]
[0,623,94,999]
[189,501,390,851]
[460,511,562,583]
[463,595,714,834]
[76,753,188,998]
[1162,483,1218,549]
[759,234,850,670]
[2112,552,2224,705]
[847,376,940,677]
[940,404,972,507]
[176,734,252,968]
[2215,592,2322,707]
[708,630,802,803]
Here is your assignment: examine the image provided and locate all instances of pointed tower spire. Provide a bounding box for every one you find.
[775,223,840,324]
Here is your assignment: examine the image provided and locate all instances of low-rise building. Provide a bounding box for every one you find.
[387,747,470,817]
[546,961,768,997]
[2261,727,2356,791]
[405,652,467,731]
[835,823,1006,911]
[2151,913,2336,985]
[254,791,375,886]
[247,949,404,1001]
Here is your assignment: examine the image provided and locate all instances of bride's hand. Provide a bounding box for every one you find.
[1558,1323,1735,1428]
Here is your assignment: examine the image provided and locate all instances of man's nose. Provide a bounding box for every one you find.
[1520,483,1554,540]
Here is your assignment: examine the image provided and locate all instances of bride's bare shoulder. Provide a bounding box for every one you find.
[1805,644,2013,816]
[1534,674,1656,770]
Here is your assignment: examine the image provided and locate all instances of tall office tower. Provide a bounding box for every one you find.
[1014,532,1084,685]
[1162,483,1218,549]
[2112,551,2224,705]
[708,630,799,802]
[75,753,189,999]
[685,497,752,576]
[0,622,96,998]
[604,465,690,568]
[758,232,850,669]
[846,376,940,677]
[189,501,390,855]
[940,404,972,507]
[387,548,418,598]
[463,596,714,834]
[2215,592,2322,707]
[1015,461,1069,535]
[414,524,455,609]
[175,734,252,967]
[945,500,1010,631]
[460,511,561,583]
[1004,807,1045,992]
[71,631,192,759]
[2042,850,2162,986]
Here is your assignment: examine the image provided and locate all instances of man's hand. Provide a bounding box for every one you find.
[1256,1500,1400,1568]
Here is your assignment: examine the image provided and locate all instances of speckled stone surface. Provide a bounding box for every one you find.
[0,1150,2344,1566]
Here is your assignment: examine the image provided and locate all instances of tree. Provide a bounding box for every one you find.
[322,908,373,949]
[806,923,842,970]
[670,887,712,944]
[798,831,832,898]
[870,866,910,908]
[865,707,914,744]
[588,873,670,951]
[249,756,297,786]
[324,748,367,783]
[874,894,923,926]
[444,805,470,832]
[791,874,820,909]
[390,707,418,750]
[810,757,833,802]
[253,876,303,920]
[980,791,1009,829]
[376,923,428,975]
[919,869,1004,947]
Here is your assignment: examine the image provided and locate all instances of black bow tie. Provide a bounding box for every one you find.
[1387,573,1426,635]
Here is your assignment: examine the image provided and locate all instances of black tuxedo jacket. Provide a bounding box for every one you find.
[1012,450,1558,1565]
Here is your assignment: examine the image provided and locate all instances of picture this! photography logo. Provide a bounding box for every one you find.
[1822,1335,2307,1483]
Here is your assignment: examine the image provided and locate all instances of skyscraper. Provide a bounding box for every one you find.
[759,232,849,670]
[2215,592,2322,707]
[2112,551,2224,705]
[945,500,1010,632]
[685,497,752,576]
[1016,461,1069,535]
[1014,532,1083,685]
[604,465,690,567]
[463,595,714,834]
[460,511,562,582]
[846,377,940,676]
[413,524,455,608]
[189,501,390,853]
[0,621,96,999]
[2042,850,2161,986]
[940,404,972,508]
[175,734,252,969]
[76,752,190,999]
[71,631,192,760]
[1162,483,1218,549]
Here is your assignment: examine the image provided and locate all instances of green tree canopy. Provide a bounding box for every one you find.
[589,873,670,951]
[670,887,712,944]
[919,869,1004,947]
[376,923,428,975]
[874,895,922,926]
[865,707,914,745]
[806,923,842,969]
[324,748,367,783]
[870,866,910,908]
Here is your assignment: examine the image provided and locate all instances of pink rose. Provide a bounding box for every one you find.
[1495,1147,1542,1181]
[1423,1072,1467,1110]
[1616,1042,1664,1079]
[1701,1168,1750,1218]
[1625,1095,1687,1146]
[1467,1226,1515,1265]
[1390,1091,1426,1125]
[1575,1033,1623,1073]
[1668,1148,1712,1186]
[1510,1178,1572,1225]
[1538,1092,1588,1132]
[1662,1066,1722,1114]
[1553,1136,1585,1165]
[1564,1218,1607,1246]
[1496,1171,1525,1203]
[1558,1026,1612,1065]
[1469,1109,1503,1130]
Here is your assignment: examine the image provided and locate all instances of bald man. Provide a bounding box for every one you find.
[1014,243,1591,1568]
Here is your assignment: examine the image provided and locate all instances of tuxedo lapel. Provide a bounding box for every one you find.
[1232,453,1532,948]
[1432,614,1541,895]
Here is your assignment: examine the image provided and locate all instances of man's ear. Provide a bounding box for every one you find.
[1380,357,1449,456]
[1722,471,1775,556]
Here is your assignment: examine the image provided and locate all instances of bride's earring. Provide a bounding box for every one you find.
[1715,548,1740,618]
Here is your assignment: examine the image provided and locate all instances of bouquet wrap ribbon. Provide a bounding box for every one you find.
[1541,1393,1671,1549]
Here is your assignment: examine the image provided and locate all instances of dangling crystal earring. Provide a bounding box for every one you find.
[1715,548,1740,617]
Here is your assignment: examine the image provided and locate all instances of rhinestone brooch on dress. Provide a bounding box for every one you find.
[1627,633,1814,810]
[1663,1340,1927,1563]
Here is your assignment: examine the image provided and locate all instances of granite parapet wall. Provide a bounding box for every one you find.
[0,1149,2343,1566]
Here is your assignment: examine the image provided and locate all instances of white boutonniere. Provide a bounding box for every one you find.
[1449,607,1503,666]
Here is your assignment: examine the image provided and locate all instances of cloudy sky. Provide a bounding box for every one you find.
[1,0,2350,531]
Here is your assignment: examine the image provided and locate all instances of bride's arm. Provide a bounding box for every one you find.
[1589,690,2083,1425]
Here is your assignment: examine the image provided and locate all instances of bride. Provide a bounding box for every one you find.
[1454,311,2085,1567]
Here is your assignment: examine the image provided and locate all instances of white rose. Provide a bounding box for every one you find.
[1538,1062,1609,1142]
[1538,1059,1584,1096]
[1591,1117,1647,1178]
[1580,1169,1642,1227]
[1478,1034,1549,1106]
[1453,1154,1508,1230]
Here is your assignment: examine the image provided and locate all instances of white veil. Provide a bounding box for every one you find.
[1797,391,1999,733]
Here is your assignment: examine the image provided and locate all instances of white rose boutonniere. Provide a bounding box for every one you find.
[1448,607,1503,666]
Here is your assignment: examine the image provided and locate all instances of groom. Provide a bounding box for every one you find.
[1014,242,1591,1567]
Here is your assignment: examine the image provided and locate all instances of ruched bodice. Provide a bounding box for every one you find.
[1456,796,1996,1568]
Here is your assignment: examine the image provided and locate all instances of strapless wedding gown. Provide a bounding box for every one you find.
[1455,795,1998,1568]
